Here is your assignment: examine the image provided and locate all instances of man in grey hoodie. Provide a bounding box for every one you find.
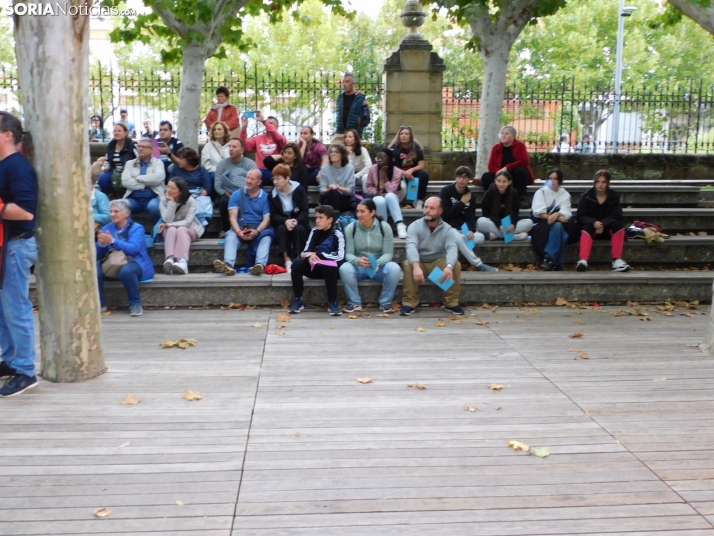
[401,197,463,316]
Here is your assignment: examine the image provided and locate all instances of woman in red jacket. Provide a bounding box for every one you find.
[204,86,239,133]
[478,125,534,208]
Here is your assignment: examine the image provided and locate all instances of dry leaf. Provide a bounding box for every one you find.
[680,312,696,317]
[465,406,478,412]
[580,352,590,359]
[555,297,570,306]
[281,297,290,309]
[436,321,446,327]
[474,320,491,326]
[416,327,427,332]
[183,390,202,401]
[376,314,389,318]
[407,383,414,388]
[276,313,291,323]
[516,307,539,312]
[507,440,530,452]
[575,321,586,324]
[278,324,287,329]
[416,383,426,390]
[161,338,198,349]
[101,310,113,316]
[276,331,287,335]
[93,507,112,518]
[570,332,584,338]
[294,431,301,437]
[640,317,652,322]
[121,394,140,405]
[117,441,130,449]
[348,314,360,319]
[569,348,581,352]
[329,325,336,329]
[221,302,245,310]
[491,306,499,313]
[530,447,550,458]
[489,384,505,391]
[251,322,262,328]
[356,377,373,384]
[176,500,184,506]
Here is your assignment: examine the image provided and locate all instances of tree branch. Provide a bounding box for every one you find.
[669,0,714,34]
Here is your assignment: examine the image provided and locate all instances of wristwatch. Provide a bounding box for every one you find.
[446,263,453,269]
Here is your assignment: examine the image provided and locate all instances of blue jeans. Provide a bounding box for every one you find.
[339,261,401,306]
[307,168,320,186]
[544,221,569,265]
[0,238,38,377]
[127,196,161,226]
[372,193,403,223]
[97,260,143,307]
[98,170,114,195]
[224,228,274,267]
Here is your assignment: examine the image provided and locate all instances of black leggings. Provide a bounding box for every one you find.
[275,223,309,259]
[291,257,339,303]
[320,190,353,214]
[482,167,529,201]
[218,194,231,232]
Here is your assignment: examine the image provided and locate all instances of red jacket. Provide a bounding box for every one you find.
[204,104,240,131]
[487,139,534,184]
[240,121,287,169]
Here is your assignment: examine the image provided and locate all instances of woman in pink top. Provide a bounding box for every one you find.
[239,110,286,186]
[366,149,407,239]
[298,126,328,185]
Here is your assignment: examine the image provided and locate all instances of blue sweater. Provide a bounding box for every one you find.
[96,219,155,280]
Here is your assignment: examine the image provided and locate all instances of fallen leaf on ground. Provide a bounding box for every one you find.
[516,307,539,312]
[555,297,570,306]
[276,313,291,323]
[680,312,696,317]
[329,325,336,329]
[376,314,389,318]
[580,352,590,359]
[117,441,130,449]
[251,322,262,328]
[569,332,584,338]
[465,406,478,412]
[530,447,550,458]
[627,301,639,307]
[407,383,414,388]
[281,298,290,309]
[276,331,286,335]
[121,394,140,405]
[507,440,530,452]
[474,321,491,326]
[416,327,427,332]
[612,310,633,317]
[356,377,373,384]
[221,302,245,310]
[640,317,652,322]
[569,348,581,353]
[416,383,427,390]
[348,314,360,319]
[575,321,586,325]
[176,500,184,506]
[278,324,287,329]
[101,310,113,316]
[93,507,112,517]
[183,391,202,401]
[489,384,505,391]
[436,322,446,327]
[491,306,499,313]
[294,431,301,437]
[161,338,198,349]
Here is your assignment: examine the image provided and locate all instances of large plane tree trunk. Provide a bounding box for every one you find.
[14,0,106,381]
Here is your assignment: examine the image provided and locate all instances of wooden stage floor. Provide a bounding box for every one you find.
[2,304,714,535]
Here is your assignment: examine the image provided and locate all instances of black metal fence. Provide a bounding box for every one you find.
[1,65,713,154]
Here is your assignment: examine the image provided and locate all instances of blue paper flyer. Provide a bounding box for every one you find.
[406,177,419,202]
[461,222,475,250]
[365,253,379,279]
[428,267,455,291]
[502,215,514,244]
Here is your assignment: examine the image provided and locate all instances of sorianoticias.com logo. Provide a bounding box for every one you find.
[4,3,136,16]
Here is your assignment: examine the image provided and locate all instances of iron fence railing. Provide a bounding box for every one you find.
[1,65,712,154]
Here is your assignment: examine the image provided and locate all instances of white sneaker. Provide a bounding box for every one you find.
[612,258,630,272]
[172,258,188,274]
[514,232,528,241]
[285,260,292,272]
[163,258,174,275]
[397,222,407,239]
[576,259,588,272]
[414,200,424,209]
[487,232,497,241]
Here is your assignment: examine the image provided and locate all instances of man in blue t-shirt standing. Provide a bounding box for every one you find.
[213,169,274,276]
[0,112,39,397]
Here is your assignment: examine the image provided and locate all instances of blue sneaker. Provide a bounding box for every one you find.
[0,374,38,397]
[288,298,305,314]
[399,305,414,316]
[342,303,362,314]
[444,305,465,315]
[328,302,342,316]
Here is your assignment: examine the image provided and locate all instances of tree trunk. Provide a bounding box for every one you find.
[476,38,511,177]
[14,2,106,382]
[669,0,714,35]
[177,42,207,150]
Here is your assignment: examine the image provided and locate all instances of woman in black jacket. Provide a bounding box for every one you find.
[269,164,310,271]
[476,170,533,240]
[576,169,629,272]
[97,122,137,196]
[264,142,309,190]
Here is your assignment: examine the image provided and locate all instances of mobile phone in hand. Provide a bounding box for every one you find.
[243,111,256,119]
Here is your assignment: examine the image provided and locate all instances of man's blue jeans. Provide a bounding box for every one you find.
[127,196,161,226]
[339,261,401,306]
[224,228,275,267]
[0,238,38,377]
[97,260,143,307]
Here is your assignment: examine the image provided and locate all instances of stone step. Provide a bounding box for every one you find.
[134,207,714,236]
[149,236,714,270]
[55,271,714,308]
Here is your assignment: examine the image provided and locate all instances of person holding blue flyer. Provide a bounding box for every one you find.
[341,199,402,314]
[440,166,498,272]
[477,170,533,241]
[401,197,463,316]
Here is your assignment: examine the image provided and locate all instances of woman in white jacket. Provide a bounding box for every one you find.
[159,177,205,275]
[344,129,372,193]
[530,169,575,270]
[201,121,231,187]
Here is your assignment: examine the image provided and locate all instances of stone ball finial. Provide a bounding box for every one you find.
[401,0,426,37]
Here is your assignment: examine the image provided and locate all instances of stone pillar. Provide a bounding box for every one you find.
[382,0,445,152]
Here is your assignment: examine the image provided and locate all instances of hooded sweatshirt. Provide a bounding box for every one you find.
[531,185,572,220]
[302,225,346,265]
[344,219,394,268]
[269,181,310,228]
[576,186,623,228]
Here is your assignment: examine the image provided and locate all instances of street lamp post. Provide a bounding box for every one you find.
[612,0,636,153]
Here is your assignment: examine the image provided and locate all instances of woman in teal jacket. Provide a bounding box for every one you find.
[96,199,155,316]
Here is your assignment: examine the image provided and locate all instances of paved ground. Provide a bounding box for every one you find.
[2,303,714,535]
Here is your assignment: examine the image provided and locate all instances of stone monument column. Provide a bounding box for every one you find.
[382,0,445,152]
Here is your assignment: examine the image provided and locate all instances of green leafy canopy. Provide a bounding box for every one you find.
[101,0,351,64]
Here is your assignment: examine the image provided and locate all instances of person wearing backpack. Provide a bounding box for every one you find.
[576,169,630,272]
[340,199,402,314]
